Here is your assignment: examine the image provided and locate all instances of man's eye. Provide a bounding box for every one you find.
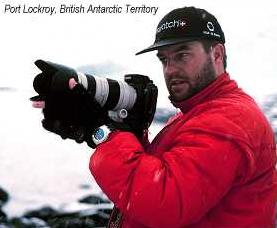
[177,53,189,61]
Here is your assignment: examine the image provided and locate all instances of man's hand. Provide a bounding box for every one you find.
[31,78,107,148]
[108,77,158,140]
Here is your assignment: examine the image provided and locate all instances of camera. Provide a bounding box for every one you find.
[32,59,158,129]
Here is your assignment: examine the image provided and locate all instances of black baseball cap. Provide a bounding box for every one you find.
[136,6,225,55]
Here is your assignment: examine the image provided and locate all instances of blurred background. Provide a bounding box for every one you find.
[0,0,277,224]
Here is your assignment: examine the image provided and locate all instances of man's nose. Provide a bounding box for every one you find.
[164,60,178,77]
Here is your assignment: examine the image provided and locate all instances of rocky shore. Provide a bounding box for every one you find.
[0,186,113,228]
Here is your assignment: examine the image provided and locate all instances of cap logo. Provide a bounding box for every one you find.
[156,19,186,33]
[203,21,221,39]
[207,22,214,31]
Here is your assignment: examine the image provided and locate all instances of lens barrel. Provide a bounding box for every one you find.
[82,73,137,111]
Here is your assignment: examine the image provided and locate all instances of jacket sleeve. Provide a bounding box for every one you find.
[89,117,245,227]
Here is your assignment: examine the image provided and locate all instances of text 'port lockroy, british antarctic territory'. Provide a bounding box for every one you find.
[4,4,159,15]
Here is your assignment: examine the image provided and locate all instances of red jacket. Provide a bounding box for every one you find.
[89,73,277,228]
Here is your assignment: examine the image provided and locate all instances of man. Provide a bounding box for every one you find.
[89,6,277,227]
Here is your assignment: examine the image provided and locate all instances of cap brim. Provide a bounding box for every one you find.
[135,37,199,55]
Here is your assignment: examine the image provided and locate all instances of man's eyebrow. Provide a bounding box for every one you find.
[174,44,191,52]
[156,44,191,58]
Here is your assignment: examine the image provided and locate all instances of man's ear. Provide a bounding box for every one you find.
[211,43,225,64]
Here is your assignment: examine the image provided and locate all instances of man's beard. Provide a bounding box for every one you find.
[169,57,216,102]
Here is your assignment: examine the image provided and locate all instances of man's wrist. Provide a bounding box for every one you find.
[92,125,114,146]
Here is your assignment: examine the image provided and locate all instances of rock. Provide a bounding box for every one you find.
[22,204,112,227]
[1,191,112,227]
[97,208,113,219]
[78,194,110,204]
[9,217,49,228]
[91,208,112,226]
[0,187,9,206]
[23,206,59,221]
[47,215,95,228]
[0,209,7,223]
[79,183,91,189]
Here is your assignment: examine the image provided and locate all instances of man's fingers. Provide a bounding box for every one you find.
[32,101,45,109]
[69,78,78,90]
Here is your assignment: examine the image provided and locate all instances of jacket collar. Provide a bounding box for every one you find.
[170,72,238,113]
